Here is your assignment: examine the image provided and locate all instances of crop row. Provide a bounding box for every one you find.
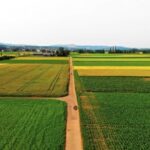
[0,64,69,97]
[75,71,150,150]
[0,98,67,149]
[80,76,150,93]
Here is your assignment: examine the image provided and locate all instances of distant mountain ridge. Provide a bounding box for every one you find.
[0,42,141,51]
[52,44,131,50]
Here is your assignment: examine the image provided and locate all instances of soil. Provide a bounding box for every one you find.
[144,77,150,81]
[58,57,83,150]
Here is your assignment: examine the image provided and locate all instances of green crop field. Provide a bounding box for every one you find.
[75,68,150,150]
[0,53,150,150]
[0,98,66,150]
[74,57,150,61]
[0,56,69,149]
[78,91,150,150]
[0,59,68,64]
[0,56,69,64]
[81,76,150,93]
[73,53,150,66]
[0,64,69,97]
[72,53,150,58]
[74,61,150,66]
[0,51,33,57]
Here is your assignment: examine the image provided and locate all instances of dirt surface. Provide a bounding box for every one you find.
[58,57,83,150]
[144,77,150,81]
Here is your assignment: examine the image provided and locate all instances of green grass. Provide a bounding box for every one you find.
[80,76,150,93]
[0,98,67,150]
[0,59,68,64]
[74,61,150,66]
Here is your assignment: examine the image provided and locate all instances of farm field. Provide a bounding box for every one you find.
[73,53,150,66]
[74,53,150,150]
[0,98,66,150]
[0,53,150,150]
[72,53,150,58]
[0,56,68,64]
[16,56,69,60]
[81,76,150,93]
[74,57,150,61]
[78,91,150,150]
[0,63,69,97]
[75,66,150,76]
[1,51,32,57]
[75,72,150,150]
[74,61,150,66]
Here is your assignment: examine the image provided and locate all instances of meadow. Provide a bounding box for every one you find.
[0,64,69,97]
[0,98,67,150]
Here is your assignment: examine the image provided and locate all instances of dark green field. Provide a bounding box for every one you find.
[81,76,150,93]
[0,59,68,64]
[0,98,66,150]
[74,61,150,66]
[75,71,150,150]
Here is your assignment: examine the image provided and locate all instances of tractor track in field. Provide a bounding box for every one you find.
[0,57,83,150]
[57,57,83,150]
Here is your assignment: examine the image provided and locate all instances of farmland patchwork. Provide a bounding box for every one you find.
[74,53,150,150]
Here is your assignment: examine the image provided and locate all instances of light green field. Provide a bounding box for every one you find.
[74,58,150,61]
[0,98,66,150]
[1,51,32,56]
[73,53,150,66]
[73,53,150,58]
[0,64,69,97]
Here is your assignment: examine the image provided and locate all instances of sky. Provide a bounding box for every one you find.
[0,0,150,48]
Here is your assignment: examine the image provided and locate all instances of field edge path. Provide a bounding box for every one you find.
[59,57,83,150]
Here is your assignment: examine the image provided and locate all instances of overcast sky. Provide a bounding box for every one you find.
[0,0,150,48]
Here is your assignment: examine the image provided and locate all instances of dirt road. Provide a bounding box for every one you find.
[24,57,83,150]
[59,57,83,150]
